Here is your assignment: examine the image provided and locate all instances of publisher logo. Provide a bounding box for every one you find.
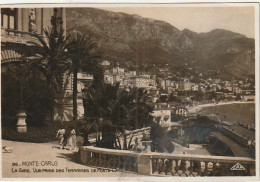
[230,163,245,170]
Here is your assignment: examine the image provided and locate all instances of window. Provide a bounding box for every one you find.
[1,8,17,29]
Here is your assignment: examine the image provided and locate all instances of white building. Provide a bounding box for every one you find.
[100,60,111,66]
[131,76,151,88]
[104,74,114,85]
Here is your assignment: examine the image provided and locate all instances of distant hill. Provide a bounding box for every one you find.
[66,8,255,79]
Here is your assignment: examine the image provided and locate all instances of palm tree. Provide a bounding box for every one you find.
[66,33,101,123]
[130,88,153,129]
[82,82,153,149]
[25,20,70,121]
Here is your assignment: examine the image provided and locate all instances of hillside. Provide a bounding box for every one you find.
[66,8,255,79]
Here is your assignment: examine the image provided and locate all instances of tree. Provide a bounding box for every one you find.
[130,88,153,129]
[25,14,69,122]
[66,33,101,122]
[82,82,152,149]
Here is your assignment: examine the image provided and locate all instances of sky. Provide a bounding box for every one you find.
[100,6,255,38]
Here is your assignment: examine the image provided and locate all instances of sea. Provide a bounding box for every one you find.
[199,102,255,125]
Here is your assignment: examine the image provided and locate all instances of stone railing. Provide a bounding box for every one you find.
[80,146,255,176]
[80,146,138,173]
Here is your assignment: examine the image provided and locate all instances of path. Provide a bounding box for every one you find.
[212,132,250,158]
[2,140,139,178]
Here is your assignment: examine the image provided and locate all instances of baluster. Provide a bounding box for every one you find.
[212,162,220,176]
[104,154,110,168]
[207,162,213,176]
[161,159,167,175]
[122,156,127,171]
[130,157,137,172]
[127,156,134,171]
[92,152,97,165]
[184,160,191,176]
[125,156,131,171]
[96,153,101,166]
[171,160,177,176]
[189,161,194,173]
[203,161,209,176]
[152,158,158,174]
[187,160,194,176]
[192,161,200,176]
[133,157,138,172]
[113,155,118,169]
[116,156,121,169]
[90,152,95,165]
[157,159,163,174]
[174,160,180,175]
[177,160,185,176]
[165,159,173,175]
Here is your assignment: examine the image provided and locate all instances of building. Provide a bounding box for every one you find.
[112,62,124,75]
[175,107,188,117]
[178,79,192,91]
[191,84,199,91]
[100,60,110,67]
[131,76,151,88]
[1,8,66,66]
[104,73,114,85]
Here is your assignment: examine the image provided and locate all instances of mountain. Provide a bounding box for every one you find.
[66,8,255,79]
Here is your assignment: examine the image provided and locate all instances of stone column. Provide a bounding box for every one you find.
[22,9,29,32]
[17,9,23,31]
[36,8,42,34]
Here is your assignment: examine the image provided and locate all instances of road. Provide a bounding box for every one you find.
[212,132,250,158]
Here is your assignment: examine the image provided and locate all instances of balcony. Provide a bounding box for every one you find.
[1,28,44,45]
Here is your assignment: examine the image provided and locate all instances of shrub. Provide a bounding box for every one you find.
[2,122,61,143]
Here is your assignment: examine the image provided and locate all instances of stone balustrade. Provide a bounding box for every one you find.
[80,146,255,176]
[80,146,138,173]
[150,153,255,176]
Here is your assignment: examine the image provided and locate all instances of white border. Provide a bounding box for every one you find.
[0,1,259,182]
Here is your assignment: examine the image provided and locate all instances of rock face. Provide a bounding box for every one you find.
[66,8,255,79]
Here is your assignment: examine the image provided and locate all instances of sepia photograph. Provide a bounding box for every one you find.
[0,2,259,180]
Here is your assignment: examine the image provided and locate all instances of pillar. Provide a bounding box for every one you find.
[137,155,152,175]
[79,147,91,165]
[36,8,42,34]
[22,9,29,32]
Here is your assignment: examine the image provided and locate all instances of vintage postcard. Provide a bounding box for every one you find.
[0,2,259,181]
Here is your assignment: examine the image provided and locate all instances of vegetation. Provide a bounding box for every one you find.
[25,20,69,122]
[66,33,101,122]
[80,82,152,149]
[2,122,61,143]
[150,121,174,153]
[2,10,102,143]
